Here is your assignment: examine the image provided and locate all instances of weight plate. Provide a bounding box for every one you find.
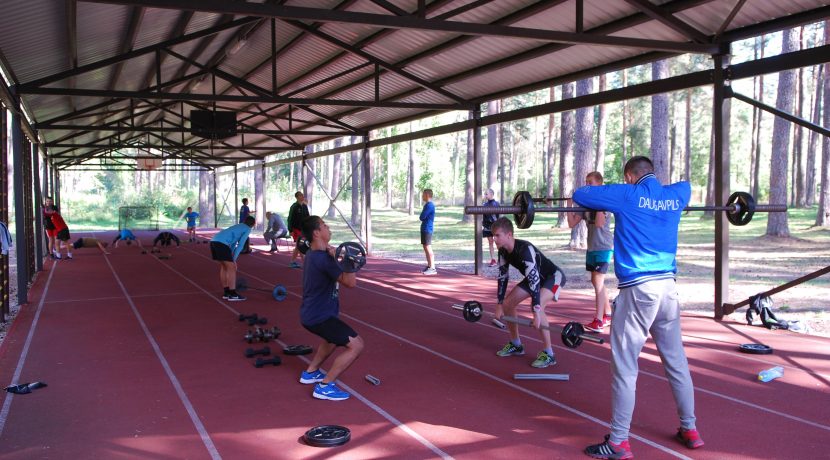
[304,425,351,447]
[463,300,482,322]
[273,284,287,301]
[512,191,535,229]
[335,242,367,273]
[726,191,756,226]
[283,345,313,356]
[561,321,584,349]
[738,343,773,355]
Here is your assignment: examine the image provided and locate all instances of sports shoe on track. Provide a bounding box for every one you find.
[603,314,612,327]
[66,254,73,260]
[226,291,246,301]
[488,259,497,267]
[422,267,437,275]
[584,435,633,459]
[313,382,350,401]
[289,261,302,269]
[299,369,326,384]
[531,350,556,368]
[496,342,525,357]
[585,317,606,333]
[675,428,704,449]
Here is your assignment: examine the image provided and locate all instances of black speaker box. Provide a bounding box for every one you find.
[190,110,237,140]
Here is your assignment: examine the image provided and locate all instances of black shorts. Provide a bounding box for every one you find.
[420,231,433,245]
[303,316,358,346]
[517,268,567,295]
[56,228,70,241]
[210,241,233,262]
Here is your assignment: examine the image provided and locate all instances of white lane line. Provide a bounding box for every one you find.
[356,276,830,433]
[44,291,205,304]
[103,256,222,460]
[0,262,58,436]
[160,246,454,458]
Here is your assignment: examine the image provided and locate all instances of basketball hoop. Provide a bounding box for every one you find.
[136,158,163,170]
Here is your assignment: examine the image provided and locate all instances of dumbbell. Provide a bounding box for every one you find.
[244,346,271,358]
[238,313,267,325]
[254,356,282,368]
[244,326,281,343]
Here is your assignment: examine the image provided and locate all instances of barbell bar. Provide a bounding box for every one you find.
[451,301,604,349]
[466,190,787,229]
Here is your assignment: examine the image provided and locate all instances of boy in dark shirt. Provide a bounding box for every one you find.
[491,217,566,369]
[297,216,362,401]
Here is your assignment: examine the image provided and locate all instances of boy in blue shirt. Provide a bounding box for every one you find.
[210,216,255,301]
[419,189,436,275]
[297,216,362,401]
[182,207,200,242]
[239,198,255,254]
[575,157,703,459]
[112,228,145,251]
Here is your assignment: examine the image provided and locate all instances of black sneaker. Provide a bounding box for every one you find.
[222,291,231,300]
[227,291,246,302]
[585,435,633,459]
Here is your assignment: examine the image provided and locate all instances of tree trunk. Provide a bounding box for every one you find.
[407,134,415,216]
[198,170,213,227]
[487,100,500,190]
[766,28,797,237]
[817,21,830,227]
[794,26,806,207]
[595,74,607,174]
[621,69,628,167]
[651,59,670,183]
[806,64,823,207]
[570,78,594,248]
[255,159,265,230]
[352,140,362,224]
[463,128,474,223]
[684,89,691,183]
[328,139,343,218]
[557,82,575,228]
[546,87,557,198]
[305,156,315,214]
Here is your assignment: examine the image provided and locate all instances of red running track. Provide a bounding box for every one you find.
[0,230,828,459]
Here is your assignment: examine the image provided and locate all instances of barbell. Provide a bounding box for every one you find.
[296,238,367,273]
[451,301,604,349]
[466,190,787,229]
[236,277,288,301]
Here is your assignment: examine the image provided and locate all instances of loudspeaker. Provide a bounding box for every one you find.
[190,110,237,140]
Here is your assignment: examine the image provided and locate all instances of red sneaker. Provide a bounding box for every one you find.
[585,318,605,333]
[675,428,704,449]
[603,314,612,327]
[488,259,497,267]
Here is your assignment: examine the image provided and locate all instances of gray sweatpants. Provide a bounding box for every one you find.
[609,278,696,443]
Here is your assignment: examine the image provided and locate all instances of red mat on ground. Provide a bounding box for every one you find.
[0,230,828,459]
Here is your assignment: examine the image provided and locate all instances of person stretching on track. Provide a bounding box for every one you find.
[210,216,255,302]
[112,228,145,250]
[491,217,567,369]
[152,231,181,249]
[297,216,362,401]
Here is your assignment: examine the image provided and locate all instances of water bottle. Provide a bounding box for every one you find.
[757,366,784,382]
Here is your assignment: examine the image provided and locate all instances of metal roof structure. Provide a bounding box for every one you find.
[1,0,829,171]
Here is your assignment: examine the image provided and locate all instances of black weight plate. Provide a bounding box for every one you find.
[273,284,287,301]
[561,321,584,349]
[738,343,773,355]
[335,241,367,273]
[304,425,351,447]
[284,345,313,356]
[463,300,482,322]
[726,191,756,226]
[512,191,535,229]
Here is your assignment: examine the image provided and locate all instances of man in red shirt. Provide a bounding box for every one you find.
[50,212,73,260]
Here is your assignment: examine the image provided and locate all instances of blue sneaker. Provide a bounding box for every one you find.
[313,382,350,401]
[299,369,326,384]
[289,261,302,269]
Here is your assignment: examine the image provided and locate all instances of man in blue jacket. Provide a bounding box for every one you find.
[574,156,703,459]
[210,215,255,301]
[419,189,436,275]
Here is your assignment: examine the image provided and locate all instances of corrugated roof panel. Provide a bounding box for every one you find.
[677,0,826,36]
[276,36,364,94]
[134,7,189,49]
[0,0,70,83]
[76,3,130,68]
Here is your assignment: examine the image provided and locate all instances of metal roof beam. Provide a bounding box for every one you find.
[19,87,467,110]
[87,0,719,53]
[37,124,352,136]
[622,0,708,43]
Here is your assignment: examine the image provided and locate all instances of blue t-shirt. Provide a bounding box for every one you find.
[300,250,344,326]
[239,205,250,224]
[419,201,435,233]
[572,173,690,288]
[211,223,252,261]
[184,211,199,227]
[119,229,136,240]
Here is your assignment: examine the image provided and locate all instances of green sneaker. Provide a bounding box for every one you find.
[496,342,525,357]
[531,350,556,368]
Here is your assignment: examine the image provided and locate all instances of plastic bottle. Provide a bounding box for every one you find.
[757,366,784,382]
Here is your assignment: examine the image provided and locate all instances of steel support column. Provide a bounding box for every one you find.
[362,135,372,255]
[473,108,482,276]
[233,164,239,224]
[713,52,731,319]
[0,107,9,320]
[213,171,218,228]
[32,143,44,271]
[11,108,30,305]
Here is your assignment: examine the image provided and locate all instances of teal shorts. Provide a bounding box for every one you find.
[586,250,612,274]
